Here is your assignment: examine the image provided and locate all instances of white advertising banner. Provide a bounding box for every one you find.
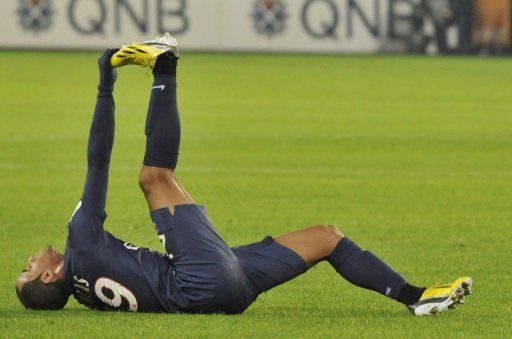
[0,0,418,53]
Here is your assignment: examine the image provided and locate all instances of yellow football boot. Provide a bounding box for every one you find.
[408,277,472,316]
[111,32,178,71]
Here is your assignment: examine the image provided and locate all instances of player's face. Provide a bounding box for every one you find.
[16,246,64,290]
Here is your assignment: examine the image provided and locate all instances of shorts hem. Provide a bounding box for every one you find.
[263,235,308,272]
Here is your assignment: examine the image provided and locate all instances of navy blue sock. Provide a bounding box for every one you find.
[143,54,180,169]
[328,237,409,302]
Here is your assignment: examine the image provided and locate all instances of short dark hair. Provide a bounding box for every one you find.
[16,276,70,310]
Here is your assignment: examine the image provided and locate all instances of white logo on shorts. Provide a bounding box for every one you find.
[158,234,174,259]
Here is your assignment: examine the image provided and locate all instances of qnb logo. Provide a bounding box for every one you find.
[17,0,54,33]
[252,0,287,38]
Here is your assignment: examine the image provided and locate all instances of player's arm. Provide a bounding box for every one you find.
[81,49,118,213]
[68,49,118,247]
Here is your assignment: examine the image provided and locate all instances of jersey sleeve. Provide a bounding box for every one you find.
[67,199,107,249]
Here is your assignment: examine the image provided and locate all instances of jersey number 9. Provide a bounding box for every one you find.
[94,277,138,311]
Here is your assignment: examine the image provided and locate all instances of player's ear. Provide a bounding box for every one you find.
[40,270,53,284]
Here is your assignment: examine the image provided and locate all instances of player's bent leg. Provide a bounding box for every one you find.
[235,227,472,315]
[139,165,194,211]
[235,225,432,312]
[275,225,422,305]
[273,225,344,266]
[230,225,343,302]
[273,226,472,315]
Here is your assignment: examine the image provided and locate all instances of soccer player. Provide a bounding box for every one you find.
[15,34,472,316]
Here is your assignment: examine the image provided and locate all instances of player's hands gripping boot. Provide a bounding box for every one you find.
[408,276,472,316]
[110,33,178,72]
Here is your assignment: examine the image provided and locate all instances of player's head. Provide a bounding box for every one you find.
[15,246,70,310]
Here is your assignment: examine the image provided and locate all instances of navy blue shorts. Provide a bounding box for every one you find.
[151,204,307,314]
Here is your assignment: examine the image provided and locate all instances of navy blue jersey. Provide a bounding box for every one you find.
[64,200,307,313]
[64,200,182,312]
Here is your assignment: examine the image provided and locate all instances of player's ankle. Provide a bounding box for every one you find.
[397,283,426,305]
[153,52,177,76]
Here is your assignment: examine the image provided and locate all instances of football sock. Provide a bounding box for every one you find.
[143,54,180,169]
[397,283,426,305]
[328,237,408,302]
[82,85,115,211]
[153,52,177,76]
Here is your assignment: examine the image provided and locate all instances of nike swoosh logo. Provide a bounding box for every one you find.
[152,85,165,91]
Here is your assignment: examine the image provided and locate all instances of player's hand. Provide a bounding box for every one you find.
[98,48,119,82]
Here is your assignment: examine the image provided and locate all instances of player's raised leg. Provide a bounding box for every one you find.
[111,33,196,230]
[117,36,246,313]
[137,50,195,211]
[112,33,194,210]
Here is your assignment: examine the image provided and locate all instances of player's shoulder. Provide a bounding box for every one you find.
[67,199,108,249]
[69,199,107,224]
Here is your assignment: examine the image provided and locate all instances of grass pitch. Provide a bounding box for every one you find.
[0,51,511,337]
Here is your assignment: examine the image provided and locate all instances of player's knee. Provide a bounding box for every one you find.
[327,225,344,238]
[138,167,175,193]
[314,225,343,256]
[312,224,344,243]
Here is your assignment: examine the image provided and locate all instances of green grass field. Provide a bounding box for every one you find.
[1,51,511,337]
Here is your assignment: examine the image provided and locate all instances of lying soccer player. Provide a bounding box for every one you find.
[15,34,472,316]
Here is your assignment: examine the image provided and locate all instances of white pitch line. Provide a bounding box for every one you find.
[0,162,510,177]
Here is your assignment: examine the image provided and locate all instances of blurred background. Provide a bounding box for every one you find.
[3,0,511,55]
